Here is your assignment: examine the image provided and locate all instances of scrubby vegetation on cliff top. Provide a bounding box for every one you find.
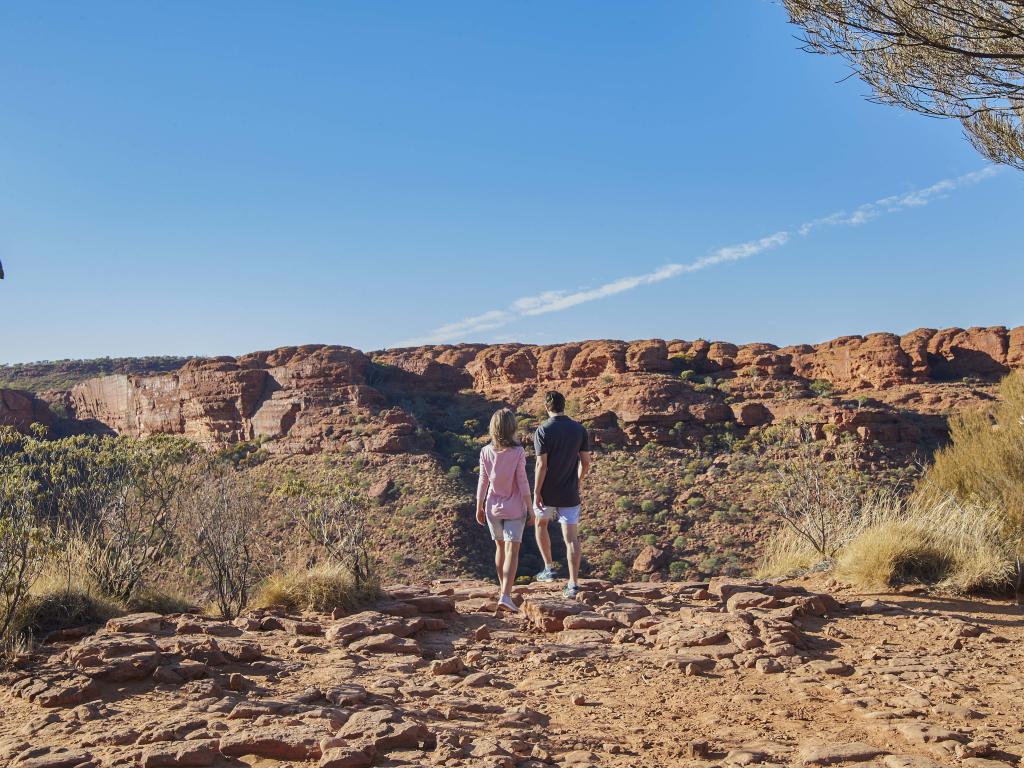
[0,355,190,392]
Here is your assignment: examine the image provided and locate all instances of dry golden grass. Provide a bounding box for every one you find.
[13,564,198,647]
[921,371,1024,557]
[129,589,198,615]
[757,527,822,578]
[255,563,381,615]
[836,495,1015,593]
[765,372,1024,594]
[758,485,904,578]
[14,571,122,642]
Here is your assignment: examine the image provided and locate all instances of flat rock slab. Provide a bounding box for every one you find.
[521,598,584,632]
[141,739,220,767]
[799,742,888,765]
[883,756,945,768]
[15,750,94,768]
[219,724,323,760]
[895,723,969,745]
[107,613,165,634]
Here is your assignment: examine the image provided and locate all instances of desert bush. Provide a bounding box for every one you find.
[809,379,834,397]
[256,563,380,614]
[0,474,50,654]
[286,490,375,591]
[769,444,871,560]
[698,555,725,574]
[185,470,265,619]
[129,589,197,615]
[608,561,628,582]
[668,560,689,579]
[2,432,199,604]
[639,499,657,515]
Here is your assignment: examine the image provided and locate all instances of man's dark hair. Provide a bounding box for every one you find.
[545,391,566,414]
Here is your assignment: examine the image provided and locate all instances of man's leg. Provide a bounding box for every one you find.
[534,517,554,570]
[501,542,521,598]
[494,540,506,595]
[562,523,581,586]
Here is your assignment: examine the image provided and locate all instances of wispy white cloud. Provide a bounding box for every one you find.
[401,232,789,344]
[402,309,512,346]
[798,166,999,236]
[404,167,999,346]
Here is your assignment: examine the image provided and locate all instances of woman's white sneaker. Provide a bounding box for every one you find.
[498,595,520,612]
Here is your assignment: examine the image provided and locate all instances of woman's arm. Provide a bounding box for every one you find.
[516,448,531,516]
[476,448,490,523]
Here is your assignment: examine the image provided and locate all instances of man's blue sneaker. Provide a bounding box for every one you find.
[563,582,580,599]
[535,565,557,583]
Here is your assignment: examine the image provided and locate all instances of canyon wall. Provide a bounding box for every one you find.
[32,325,1020,455]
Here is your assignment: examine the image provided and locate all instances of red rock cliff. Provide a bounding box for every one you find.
[60,326,1022,454]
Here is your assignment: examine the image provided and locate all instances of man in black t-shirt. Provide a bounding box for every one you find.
[533,390,591,598]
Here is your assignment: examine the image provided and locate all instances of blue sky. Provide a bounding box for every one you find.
[1,2,1021,364]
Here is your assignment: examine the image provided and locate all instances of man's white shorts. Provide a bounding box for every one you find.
[533,505,581,525]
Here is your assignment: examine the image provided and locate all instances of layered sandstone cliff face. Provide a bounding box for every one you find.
[0,389,54,432]
[42,325,1021,455]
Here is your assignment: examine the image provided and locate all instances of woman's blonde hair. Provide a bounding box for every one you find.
[489,408,519,449]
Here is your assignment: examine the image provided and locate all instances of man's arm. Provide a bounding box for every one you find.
[534,453,548,508]
[577,425,592,486]
[578,451,592,485]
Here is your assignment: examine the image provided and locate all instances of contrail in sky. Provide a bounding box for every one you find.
[401,166,1000,346]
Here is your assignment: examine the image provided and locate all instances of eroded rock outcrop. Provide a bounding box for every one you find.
[0,389,55,432]
[54,326,1023,454]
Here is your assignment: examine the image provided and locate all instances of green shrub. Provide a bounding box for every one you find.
[809,379,834,397]
[640,534,658,546]
[668,560,689,579]
[672,535,688,550]
[698,555,725,574]
[686,496,704,508]
[608,561,628,582]
[639,500,657,515]
[615,496,633,512]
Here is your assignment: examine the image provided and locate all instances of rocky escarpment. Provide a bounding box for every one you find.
[31,325,1020,457]
[0,389,55,432]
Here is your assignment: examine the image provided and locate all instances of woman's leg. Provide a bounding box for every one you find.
[494,540,506,594]
[501,542,521,598]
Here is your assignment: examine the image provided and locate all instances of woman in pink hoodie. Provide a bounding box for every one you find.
[476,408,533,612]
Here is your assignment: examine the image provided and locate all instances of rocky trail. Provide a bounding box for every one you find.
[3,577,1023,768]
